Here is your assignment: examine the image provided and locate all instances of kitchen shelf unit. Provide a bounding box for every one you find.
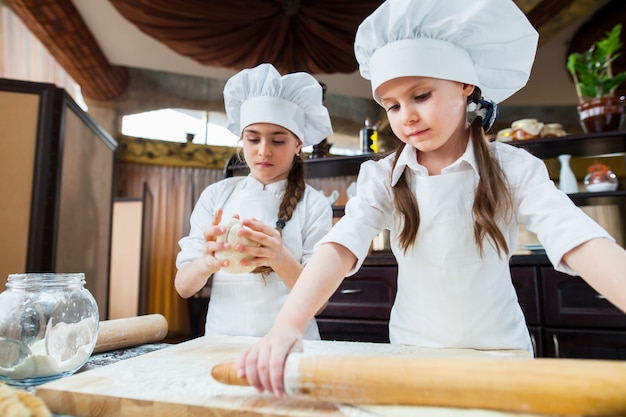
[509,131,626,204]
[510,130,626,359]
[508,130,626,160]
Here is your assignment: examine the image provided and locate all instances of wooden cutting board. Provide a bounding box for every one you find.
[36,335,532,417]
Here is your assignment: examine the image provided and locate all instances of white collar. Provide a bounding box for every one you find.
[391,136,479,186]
[244,175,288,195]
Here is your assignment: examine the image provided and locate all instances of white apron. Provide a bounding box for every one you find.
[388,171,532,354]
[204,179,320,339]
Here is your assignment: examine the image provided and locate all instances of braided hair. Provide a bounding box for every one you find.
[252,153,306,275]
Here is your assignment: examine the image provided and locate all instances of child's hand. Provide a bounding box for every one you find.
[200,209,232,272]
[237,324,303,396]
[236,218,286,270]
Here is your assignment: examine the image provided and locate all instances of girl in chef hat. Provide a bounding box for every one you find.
[175,63,333,340]
[237,0,626,396]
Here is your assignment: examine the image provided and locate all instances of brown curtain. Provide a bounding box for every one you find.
[108,0,383,74]
[115,163,224,335]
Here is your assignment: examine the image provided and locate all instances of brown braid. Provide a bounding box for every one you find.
[391,88,512,258]
[252,154,305,275]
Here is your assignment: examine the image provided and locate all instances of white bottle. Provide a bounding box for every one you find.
[558,154,578,194]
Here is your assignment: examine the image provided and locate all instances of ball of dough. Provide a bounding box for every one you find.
[214,218,258,273]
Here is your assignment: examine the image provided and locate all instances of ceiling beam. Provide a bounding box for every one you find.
[525,0,574,29]
[4,0,129,101]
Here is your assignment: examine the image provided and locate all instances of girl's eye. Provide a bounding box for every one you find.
[245,137,260,143]
[385,103,400,112]
[414,92,431,101]
[272,140,285,145]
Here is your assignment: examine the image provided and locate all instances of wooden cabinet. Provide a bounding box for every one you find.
[541,268,626,328]
[541,268,626,359]
[511,259,626,359]
[543,328,626,360]
[510,266,541,326]
[316,253,397,343]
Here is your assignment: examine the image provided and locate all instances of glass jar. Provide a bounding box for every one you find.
[584,162,619,192]
[0,273,99,387]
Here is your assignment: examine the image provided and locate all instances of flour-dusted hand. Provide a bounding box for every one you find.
[237,325,304,396]
[214,217,259,273]
[174,209,230,298]
[236,218,286,270]
[199,209,232,271]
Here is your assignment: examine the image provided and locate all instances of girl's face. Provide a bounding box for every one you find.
[242,123,302,185]
[377,76,474,160]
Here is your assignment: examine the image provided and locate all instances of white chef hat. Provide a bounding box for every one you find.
[223,63,333,147]
[354,0,539,104]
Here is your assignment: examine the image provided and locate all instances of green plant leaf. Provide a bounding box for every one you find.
[596,24,623,57]
[566,23,625,100]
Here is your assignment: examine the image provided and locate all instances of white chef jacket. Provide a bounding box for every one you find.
[320,139,613,354]
[176,176,332,340]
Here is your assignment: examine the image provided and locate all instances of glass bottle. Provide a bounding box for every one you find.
[584,161,618,192]
[360,117,378,153]
[558,154,578,194]
[0,273,99,386]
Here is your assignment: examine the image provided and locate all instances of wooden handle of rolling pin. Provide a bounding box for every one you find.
[93,314,168,353]
[212,354,626,416]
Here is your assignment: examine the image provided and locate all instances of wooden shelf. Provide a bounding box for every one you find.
[225,153,385,178]
[507,130,626,159]
[568,190,626,205]
[507,131,626,204]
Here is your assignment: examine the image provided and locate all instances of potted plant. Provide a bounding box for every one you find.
[566,24,626,133]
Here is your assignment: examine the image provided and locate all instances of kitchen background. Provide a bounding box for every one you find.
[0,0,625,341]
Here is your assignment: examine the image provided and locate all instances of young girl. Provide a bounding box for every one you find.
[237,0,626,396]
[174,63,333,340]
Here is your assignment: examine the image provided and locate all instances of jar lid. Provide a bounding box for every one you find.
[7,273,86,289]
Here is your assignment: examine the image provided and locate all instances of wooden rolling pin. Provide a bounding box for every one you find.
[93,314,168,353]
[212,354,626,416]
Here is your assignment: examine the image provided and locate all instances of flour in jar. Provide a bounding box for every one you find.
[0,316,97,380]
